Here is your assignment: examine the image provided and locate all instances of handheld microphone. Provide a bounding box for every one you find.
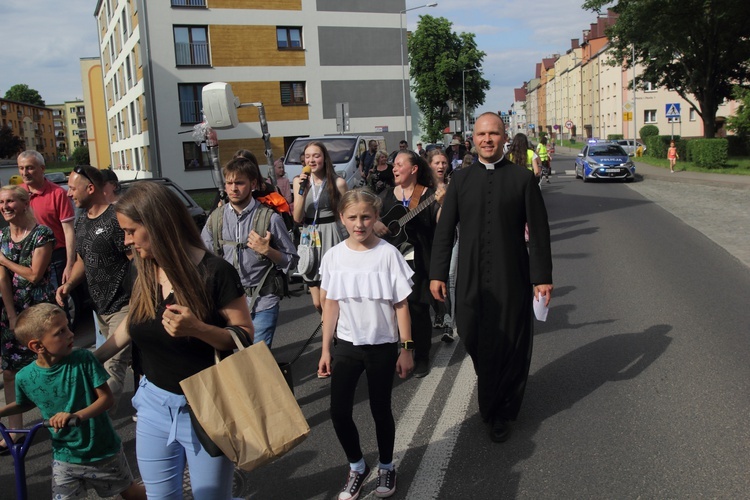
[298,165,312,195]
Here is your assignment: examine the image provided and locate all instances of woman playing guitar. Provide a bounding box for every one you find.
[374,151,440,378]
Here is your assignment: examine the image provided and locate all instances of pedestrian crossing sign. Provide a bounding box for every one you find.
[665,103,681,118]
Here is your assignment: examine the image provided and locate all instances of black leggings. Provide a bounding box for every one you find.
[330,339,398,465]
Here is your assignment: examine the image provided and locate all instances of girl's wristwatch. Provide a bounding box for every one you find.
[400,340,414,351]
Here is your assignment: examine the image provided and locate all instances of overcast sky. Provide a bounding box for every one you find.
[0,0,598,113]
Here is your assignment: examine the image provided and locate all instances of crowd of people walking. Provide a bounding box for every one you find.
[0,112,552,499]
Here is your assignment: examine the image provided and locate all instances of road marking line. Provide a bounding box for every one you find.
[360,338,460,499]
[406,353,476,499]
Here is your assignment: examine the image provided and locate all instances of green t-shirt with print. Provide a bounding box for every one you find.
[15,349,121,464]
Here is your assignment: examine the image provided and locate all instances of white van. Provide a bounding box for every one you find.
[283,135,387,189]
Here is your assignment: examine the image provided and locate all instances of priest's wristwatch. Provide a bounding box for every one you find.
[400,340,414,351]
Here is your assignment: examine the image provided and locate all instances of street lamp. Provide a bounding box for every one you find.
[400,2,438,142]
[462,67,479,136]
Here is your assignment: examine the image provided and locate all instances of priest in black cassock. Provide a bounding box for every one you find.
[430,112,553,443]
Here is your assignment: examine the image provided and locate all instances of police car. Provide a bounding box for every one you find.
[574,139,635,182]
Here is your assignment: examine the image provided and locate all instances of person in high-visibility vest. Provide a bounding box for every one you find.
[537,136,551,183]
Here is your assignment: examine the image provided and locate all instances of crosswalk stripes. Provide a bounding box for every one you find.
[360,335,462,498]
[406,352,476,499]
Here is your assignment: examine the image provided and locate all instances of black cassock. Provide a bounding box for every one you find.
[430,158,552,421]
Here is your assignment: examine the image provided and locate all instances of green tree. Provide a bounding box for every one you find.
[726,86,750,140]
[408,15,490,142]
[71,146,90,165]
[582,0,750,138]
[4,84,45,106]
[0,126,25,159]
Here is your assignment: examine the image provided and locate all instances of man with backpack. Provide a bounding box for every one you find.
[201,156,298,347]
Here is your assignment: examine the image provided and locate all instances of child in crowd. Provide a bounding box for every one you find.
[0,303,144,499]
[317,188,415,499]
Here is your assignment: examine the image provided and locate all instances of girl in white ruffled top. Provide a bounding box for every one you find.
[317,188,414,500]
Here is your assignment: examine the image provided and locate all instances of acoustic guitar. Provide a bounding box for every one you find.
[380,193,437,248]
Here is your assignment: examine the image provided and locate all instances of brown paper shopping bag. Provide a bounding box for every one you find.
[180,342,310,472]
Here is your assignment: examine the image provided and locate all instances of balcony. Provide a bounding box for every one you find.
[175,42,210,66]
[179,100,202,124]
[171,0,206,6]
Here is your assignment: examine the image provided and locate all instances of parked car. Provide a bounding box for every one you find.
[44,171,69,192]
[119,177,208,229]
[283,135,387,189]
[575,141,635,182]
[615,139,646,155]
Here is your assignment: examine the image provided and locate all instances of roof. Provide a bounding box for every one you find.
[514,88,527,102]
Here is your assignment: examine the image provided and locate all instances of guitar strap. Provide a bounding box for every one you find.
[408,184,425,210]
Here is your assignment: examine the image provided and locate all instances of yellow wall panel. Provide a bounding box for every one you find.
[210,26,305,67]
[218,136,286,166]
[209,0,301,10]
[229,81,308,122]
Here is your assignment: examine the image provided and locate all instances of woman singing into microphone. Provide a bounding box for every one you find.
[292,142,348,316]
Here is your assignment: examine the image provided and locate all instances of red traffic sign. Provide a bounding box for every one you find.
[565,120,574,129]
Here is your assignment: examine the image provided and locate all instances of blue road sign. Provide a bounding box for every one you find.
[665,103,681,119]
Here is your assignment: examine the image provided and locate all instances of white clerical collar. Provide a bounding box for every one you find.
[479,155,505,170]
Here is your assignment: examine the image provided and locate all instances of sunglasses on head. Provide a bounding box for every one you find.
[74,165,95,185]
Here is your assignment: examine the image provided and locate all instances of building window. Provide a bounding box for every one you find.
[277,27,302,49]
[126,54,133,88]
[644,109,657,123]
[71,118,78,125]
[643,81,656,92]
[171,0,206,6]
[178,83,206,124]
[174,26,210,66]
[134,147,142,171]
[689,108,696,121]
[280,82,306,106]
[183,141,209,170]
[121,6,129,41]
[130,102,138,135]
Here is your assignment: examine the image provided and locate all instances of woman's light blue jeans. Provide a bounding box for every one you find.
[131,377,235,499]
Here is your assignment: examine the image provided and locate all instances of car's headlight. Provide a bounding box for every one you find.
[588,160,598,166]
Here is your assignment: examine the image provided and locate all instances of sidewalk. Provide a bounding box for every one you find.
[555,145,750,190]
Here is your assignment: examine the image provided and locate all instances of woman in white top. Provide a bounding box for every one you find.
[318,188,414,500]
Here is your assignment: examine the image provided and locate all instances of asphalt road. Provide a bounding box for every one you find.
[2,151,749,499]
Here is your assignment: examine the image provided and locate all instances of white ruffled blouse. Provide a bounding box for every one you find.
[320,239,414,346]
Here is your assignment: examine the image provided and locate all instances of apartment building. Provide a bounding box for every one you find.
[522,11,737,141]
[81,57,111,168]
[49,105,69,156]
[509,86,527,135]
[95,0,412,190]
[49,100,88,160]
[0,98,57,162]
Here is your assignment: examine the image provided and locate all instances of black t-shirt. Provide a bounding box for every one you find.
[366,165,395,194]
[128,253,245,394]
[74,205,130,315]
[380,187,439,303]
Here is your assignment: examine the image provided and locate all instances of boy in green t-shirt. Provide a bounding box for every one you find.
[0,303,144,499]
